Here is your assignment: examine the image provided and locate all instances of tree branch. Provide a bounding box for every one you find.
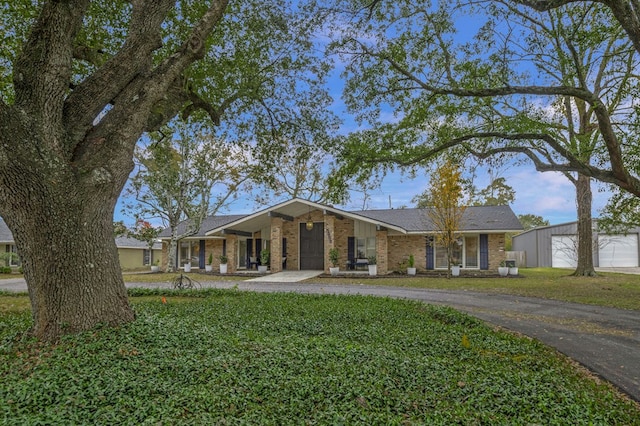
[13,0,89,142]
[64,0,175,151]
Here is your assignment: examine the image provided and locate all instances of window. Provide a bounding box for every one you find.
[143,249,151,266]
[356,237,376,259]
[435,241,462,269]
[179,241,200,267]
[433,236,478,269]
[465,236,479,268]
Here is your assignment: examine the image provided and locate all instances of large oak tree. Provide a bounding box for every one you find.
[0,0,333,341]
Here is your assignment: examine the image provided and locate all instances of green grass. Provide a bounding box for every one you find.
[0,290,638,424]
[313,268,640,310]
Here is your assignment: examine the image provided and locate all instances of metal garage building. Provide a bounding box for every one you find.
[512,221,640,268]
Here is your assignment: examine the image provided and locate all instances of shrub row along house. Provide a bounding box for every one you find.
[158,198,523,274]
[0,218,161,271]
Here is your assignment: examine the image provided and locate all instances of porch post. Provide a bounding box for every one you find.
[270,217,283,273]
[376,229,388,274]
[226,235,238,273]
[324,214,336,273]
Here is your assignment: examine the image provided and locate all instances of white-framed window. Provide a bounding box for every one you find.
[356,237,376,259]
[179,241,200,268]
[434,235,479,269]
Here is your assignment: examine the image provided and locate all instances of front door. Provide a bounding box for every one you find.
[300,222,324,270]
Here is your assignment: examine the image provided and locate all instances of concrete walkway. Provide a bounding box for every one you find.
[244,270,323,282]
[2,277,639,403]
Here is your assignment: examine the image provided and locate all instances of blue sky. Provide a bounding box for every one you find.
[115,4,614,227]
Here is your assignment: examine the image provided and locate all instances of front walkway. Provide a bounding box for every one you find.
[245,270,323,282]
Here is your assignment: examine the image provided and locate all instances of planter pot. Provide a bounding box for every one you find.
[150,265,160,273]
[220,264,228,274]
[205,265,213,272]
[498,267,509,276]
[407,267,416,276]
[368,264,377,276]
[258,265,268,273]
[509,267,519,276]
[329,267,339,276]
[183,263,192,273]
[451,265,461,276]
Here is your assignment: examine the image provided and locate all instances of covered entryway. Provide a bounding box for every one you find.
[300,222,324,270]
[599,235,639,267]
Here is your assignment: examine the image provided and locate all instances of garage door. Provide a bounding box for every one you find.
[598,234,639,267]
[551,236,577,268]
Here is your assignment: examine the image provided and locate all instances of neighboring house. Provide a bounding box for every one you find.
[512,221,640,268]
[0,218,161,271]
[115,235,163,271]
[0,218,20,268]
[158,198,523,274]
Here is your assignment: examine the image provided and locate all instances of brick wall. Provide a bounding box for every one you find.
[387,235,427,272]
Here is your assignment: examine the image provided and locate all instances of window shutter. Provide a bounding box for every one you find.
[347,237,355,268]
[199,240,206,269]
[480,234,489,270]
[223,239,227,256]
[426,237,434,270]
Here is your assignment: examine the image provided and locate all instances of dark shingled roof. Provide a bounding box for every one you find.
[353,205,523,232]
[158,214,247,238]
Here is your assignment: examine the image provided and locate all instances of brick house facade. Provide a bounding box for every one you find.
[159,199,522,274]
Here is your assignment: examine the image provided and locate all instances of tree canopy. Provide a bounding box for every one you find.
[0,0,336,341]
[327,0,640,201]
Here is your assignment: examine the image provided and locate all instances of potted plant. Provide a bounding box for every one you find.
[451,263,461,276]
[258,249,270,273]
[219,254,228,274]
[367,255,377,276]
[151,259,160,273]
[329,247,340,276]
[498,260,509,277]
[508,262,519,276]
[205,253,214,272]
[407,254,416,276]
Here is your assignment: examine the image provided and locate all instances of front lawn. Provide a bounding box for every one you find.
[0,290,637,424]
[314,268,640,311]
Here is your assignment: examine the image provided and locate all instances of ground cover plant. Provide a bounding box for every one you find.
[1,290,638,424]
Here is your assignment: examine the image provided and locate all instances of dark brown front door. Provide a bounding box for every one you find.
[300,222,324,270]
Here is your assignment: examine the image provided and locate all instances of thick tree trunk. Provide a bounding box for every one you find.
[2,175,135,341]
[572,173,597,276]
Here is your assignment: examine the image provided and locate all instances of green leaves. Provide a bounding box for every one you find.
[1,291,638,423]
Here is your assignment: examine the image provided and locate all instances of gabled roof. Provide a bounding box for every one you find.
[355,205,523,233]
[157,214,247,238]
[158,199,522,238]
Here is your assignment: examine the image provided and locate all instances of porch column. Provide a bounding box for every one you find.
[226,235,238,273]
[324,214,336,273]
[376,229,388,274]
[270,217,283,273]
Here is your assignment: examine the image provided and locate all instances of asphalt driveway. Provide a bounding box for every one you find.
[2,277,639,403]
